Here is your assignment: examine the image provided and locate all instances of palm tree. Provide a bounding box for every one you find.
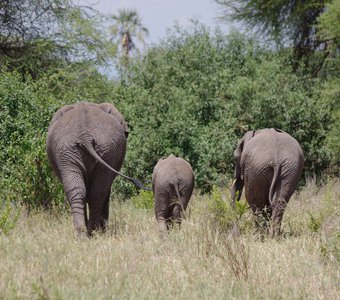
[110,9,149,56]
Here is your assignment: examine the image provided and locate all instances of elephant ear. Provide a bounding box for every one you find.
[233,139,244,180]
[98,103,129,138]
[48,105,74,130]
[234,130,255,179]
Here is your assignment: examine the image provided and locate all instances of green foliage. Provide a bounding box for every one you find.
[308,213,322,233]
[109,9,149,56]
[318,0,340,49]
[317,0,340,80]
[44,62,116,104]
[0,201,20,235]
[319,79,340,174]
[215,0,332,72]
[207,187,249,232]
[111,26,333,195]
[0,70,65,209]
[0,0,116,77]
[131,190,154,209]
[0,21,337,212]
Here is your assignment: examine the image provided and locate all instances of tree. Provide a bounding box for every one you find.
[109,9,149,56]
[215,0,332,73]
[0,0,115,77]
[317,0,340,76]
[110,26,332,195]
[317,1,340,173]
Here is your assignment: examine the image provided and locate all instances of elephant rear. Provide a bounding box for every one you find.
[242,129,303,209]
[232,128,304,237]
[152,155,194,231]
[46,102,128,236]
[47,102,127,181]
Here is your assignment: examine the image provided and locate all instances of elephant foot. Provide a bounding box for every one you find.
[254,208,271,233]
[73,224,88,238]
[157,220,168,232]
[72,215,88,237]
[169,219,181,231]
[269,223,282,239]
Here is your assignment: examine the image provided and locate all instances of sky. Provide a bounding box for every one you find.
[76,0,230,44]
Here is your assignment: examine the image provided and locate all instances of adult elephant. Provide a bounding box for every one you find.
[231,128,304,237]
[152,154,194,232]
[47,102,149,236]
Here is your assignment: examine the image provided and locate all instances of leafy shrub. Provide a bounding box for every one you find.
[0,201,21,235]
[308,213,322,233]
[131,190,154,209]
[0,22,336,207]
[112,25,333,195]
[0,70,65,210]
[207,186,249,232]
[319,79,340,175]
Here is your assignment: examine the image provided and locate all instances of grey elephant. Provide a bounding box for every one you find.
[231,128,304,237]
[152,154,195,232]
[47,102,149,236]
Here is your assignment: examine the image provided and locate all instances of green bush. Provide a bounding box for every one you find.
[131,190,154,209]
[0,64,127,215]
[0,23,336,209]
[308,213,322,233]
[207,186,249,232]
[0,201,21,235]
[111,25,333,195]
[0,70,65,210]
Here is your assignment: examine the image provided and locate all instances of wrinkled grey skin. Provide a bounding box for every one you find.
[47,102,133,236]
[231,128,304,237]
[152,155,195,232]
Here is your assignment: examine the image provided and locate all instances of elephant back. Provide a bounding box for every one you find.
[241,128,304,172]
[46,102,127,176]
[152,155,194,188]
[48,102,126,148]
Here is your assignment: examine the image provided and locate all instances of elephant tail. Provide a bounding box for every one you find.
[81,140,151,191]
[170,181,185,211]
[269,164,281,206]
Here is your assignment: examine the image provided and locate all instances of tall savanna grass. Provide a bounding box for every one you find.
[0,179,338,299]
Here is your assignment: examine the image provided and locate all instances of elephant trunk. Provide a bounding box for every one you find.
[230,177,244,206]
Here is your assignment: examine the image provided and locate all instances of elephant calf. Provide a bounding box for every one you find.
[152,155,194,232]
[231,128,304,237]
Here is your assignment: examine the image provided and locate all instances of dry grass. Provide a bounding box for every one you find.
[0,179,339,299]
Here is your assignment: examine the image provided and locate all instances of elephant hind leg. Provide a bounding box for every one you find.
[254,206,272,234]
[270,197,288,238]
[172,195,189,227]
[88,171,112,234]
[61,172,87,236]
[88,197,110,236]
[157,219,169,232]
[172,204,182,229]
[246,182,271,235]
[269,178,291,238]
[100,198,110,230]
[154,192,171,232]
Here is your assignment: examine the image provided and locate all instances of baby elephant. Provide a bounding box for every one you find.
[152,154,194,231]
